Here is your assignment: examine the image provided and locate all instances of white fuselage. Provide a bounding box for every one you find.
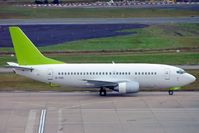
[15,63,195,90]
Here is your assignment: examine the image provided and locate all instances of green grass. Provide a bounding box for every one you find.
[52,52,199,64]
[1,5,199,19]
[0,69,198,91]
[184,69,199,91]
[40,24,199,51]
[1,52,199,66]
[1,24,199,52]
[0,73,93,91]
[1,24,198,66]
[0,47,14,52]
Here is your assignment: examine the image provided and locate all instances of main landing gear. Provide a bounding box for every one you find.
[99,87,107,96]
[168,90,174,95]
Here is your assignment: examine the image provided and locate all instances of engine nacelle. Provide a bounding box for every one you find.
[114,81,139,94]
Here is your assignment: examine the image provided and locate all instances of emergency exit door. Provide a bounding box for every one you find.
[164,68,170,80]
[47,69,53,80]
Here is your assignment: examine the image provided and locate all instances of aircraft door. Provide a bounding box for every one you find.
[164,68,170,80]
[47,69,53,81]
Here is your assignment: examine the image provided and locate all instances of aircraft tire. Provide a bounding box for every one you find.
[99,88,106,96]
[168,90,174,95]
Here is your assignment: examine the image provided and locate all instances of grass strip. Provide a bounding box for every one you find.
[0,52,198,66]
[1,6,199,19]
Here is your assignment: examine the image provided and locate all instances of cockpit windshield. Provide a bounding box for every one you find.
[176,69,185,74]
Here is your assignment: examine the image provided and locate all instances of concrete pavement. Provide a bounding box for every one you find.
[0,91,199,133]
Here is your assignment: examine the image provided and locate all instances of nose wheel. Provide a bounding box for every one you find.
[99,87,107,96]
[168,90,174,95]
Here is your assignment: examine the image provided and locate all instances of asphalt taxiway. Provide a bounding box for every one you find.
[0,91,199,133]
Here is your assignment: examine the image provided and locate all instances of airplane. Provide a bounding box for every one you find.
[7,26,196,96]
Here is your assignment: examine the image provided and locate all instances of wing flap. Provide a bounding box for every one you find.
[83,79,129,88]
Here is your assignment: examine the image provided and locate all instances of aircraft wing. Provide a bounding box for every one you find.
[83,79,130,88]
[6,62,34,71]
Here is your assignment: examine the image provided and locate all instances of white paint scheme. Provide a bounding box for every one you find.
[13,63,196,92]
[8,26,196,95]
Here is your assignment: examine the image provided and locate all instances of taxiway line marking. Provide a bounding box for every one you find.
[38,109,47,133]
[57,109,63,133]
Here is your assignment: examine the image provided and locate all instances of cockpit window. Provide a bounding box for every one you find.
[176,69,185,74]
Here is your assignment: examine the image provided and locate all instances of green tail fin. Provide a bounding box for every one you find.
[9,26,64,65]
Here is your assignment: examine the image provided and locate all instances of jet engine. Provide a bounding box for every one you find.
[114,81,139,94]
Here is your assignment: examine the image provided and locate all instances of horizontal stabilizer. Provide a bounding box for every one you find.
[6,62,34,71]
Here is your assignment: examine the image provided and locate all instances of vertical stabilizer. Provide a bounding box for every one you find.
[9,27,64,65]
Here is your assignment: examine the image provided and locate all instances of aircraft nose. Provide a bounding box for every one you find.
[187,74,196,83]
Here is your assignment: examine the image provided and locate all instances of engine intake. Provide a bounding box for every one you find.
[114,81,139,94]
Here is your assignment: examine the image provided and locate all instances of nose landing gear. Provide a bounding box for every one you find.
[168,87,181,95]
[168,90,174,95]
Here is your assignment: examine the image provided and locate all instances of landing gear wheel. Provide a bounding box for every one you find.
[168,90,174,95]
[99,88,107,96]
